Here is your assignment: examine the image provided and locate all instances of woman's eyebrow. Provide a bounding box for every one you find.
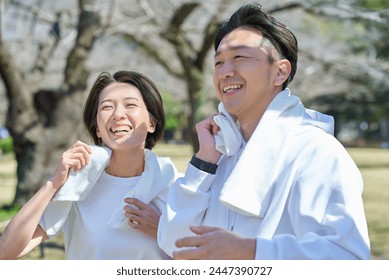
[99,97,139,105]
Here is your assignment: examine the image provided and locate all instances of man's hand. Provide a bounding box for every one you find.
[195,115,222,164]
[173,225,256,260]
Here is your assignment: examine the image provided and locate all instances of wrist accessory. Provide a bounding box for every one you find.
[190,154,218,174]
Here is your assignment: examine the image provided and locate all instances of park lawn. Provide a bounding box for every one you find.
[348,148,389,259]
[0,144,388,259]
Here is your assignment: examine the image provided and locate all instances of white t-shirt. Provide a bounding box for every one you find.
[40,171,170,260]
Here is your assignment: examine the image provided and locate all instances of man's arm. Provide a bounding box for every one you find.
[157,163,216,257]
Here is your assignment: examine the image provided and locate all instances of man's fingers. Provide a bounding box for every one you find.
[175,235,203,249]
[190,225,221,235]
[173,248,201,260]
[174,226,220,247]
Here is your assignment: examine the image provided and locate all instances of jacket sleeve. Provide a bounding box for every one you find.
[157,163,216,257]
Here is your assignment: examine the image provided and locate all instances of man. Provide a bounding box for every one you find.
[157,3,370,259]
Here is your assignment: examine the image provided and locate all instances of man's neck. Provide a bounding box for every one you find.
[238,88,282,141]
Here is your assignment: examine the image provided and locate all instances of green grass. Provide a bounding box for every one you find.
[154,143,193,172]
[348,148,389,259]
[1,144,388,259]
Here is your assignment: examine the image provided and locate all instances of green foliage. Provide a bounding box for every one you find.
[166,115,180,131]
[357,0,389,9]
[351,0,389,58]
[0,205,20,222]
[0,137,13,154]
[162,91,182,131]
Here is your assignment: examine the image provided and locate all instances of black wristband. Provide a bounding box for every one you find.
[190,154,218,174]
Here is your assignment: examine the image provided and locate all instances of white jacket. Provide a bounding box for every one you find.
[158,89,370,259]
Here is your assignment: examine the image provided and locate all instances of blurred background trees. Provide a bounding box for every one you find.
[0,0,388,206]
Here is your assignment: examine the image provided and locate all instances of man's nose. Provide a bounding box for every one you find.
[218,61,235,79]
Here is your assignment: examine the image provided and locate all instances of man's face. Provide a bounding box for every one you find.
[213,28,284,123]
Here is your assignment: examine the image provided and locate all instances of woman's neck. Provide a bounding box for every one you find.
[105,148,145,178]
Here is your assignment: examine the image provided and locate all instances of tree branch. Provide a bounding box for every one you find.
[268,1,388,24]
[194,0,237,69]
[167,2,200,34]
[120,32,182,78]
[64,0,102,90]
[160,2,200,77]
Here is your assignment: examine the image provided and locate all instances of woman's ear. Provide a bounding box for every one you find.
[274,59,291,87]
[148,119,156,133]
[96,126,101,138]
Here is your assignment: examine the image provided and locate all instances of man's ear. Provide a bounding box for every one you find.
[274,59,291,87]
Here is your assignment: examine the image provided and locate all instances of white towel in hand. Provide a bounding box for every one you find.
[213,103,244,156]
[42,145,111,235]
[53,145,111,201]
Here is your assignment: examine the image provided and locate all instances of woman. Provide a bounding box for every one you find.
[0,71,179,259]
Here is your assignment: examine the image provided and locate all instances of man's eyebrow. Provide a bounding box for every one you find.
[214,45,253,57]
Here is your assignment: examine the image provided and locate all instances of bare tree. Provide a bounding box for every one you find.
[0,0,104,205]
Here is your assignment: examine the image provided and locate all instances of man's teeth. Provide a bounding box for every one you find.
[223,84,242,93]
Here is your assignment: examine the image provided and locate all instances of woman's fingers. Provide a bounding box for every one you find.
[123,198,161,238]
[63,141,92,170]
[50,141,92,188]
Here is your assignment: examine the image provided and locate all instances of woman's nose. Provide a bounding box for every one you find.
[111,105,126,119]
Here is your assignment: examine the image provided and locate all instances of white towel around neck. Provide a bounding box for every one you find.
[217,89,334,218]
[44,145,178,233]
[213,103,244,156]
[108,149,177,228]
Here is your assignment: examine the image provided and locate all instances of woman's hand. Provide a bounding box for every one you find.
[123,198,161,239]
[50,140,92,189]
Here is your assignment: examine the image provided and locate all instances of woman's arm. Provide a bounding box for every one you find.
[0,141,92,259]
[0,181,56,259]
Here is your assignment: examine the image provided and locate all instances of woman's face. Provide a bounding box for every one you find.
[95,82,155,151]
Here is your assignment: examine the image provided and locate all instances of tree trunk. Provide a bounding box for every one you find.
[0,0,101,206]
[185,71,203,152]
